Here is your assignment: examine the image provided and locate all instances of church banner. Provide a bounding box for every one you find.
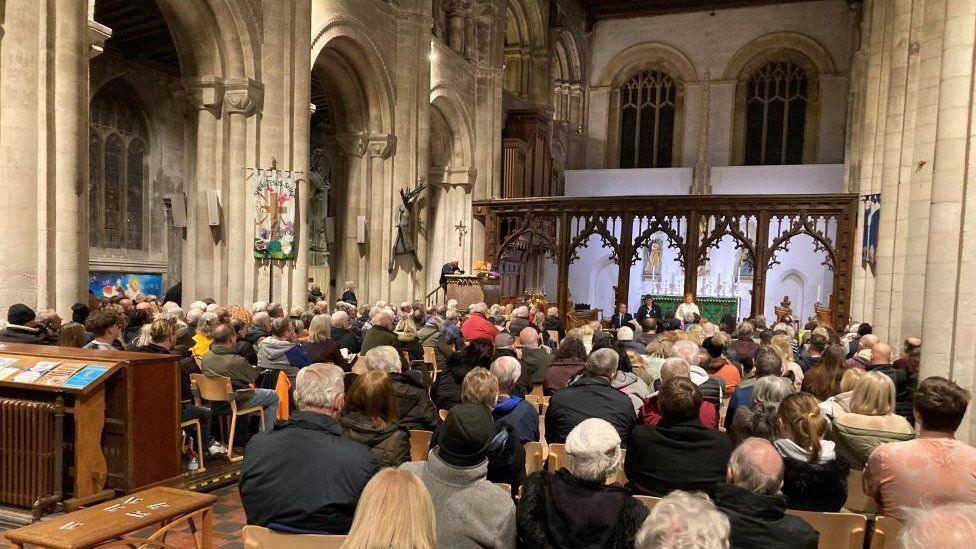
[254,170,297,260]
[861,193,881,270]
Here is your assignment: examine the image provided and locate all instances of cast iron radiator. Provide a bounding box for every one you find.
[0,398,63,510]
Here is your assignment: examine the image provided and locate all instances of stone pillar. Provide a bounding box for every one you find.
[52,0,89,314]
[367,135,396,303]
[448,4,465,53]
[336,135,368,298]
[182,77,224,307]
[223,80,263,305]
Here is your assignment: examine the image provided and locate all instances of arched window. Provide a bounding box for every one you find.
[744,61,808,165]
[618,70,675,168]
[89,79,148,250]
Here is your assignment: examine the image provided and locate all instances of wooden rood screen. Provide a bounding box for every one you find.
[473,193,859,328]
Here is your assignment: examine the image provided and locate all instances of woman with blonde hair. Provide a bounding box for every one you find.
[395,317,424,362]
[339,370,410,467]
[57,321,87,348]
[774,393,850,511]
[819,368,864,419]
[770,333,804,390]
[342,469,435,549]
[299,314,348,369]
[831,371,914,469]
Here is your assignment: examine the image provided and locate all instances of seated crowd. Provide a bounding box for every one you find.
[2,293,975,548]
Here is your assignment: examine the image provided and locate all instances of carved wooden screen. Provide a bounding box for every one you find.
[474,194,858,327]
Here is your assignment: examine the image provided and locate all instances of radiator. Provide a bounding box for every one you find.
[0,398,63,509]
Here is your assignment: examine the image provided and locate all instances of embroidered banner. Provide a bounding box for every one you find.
[254,170,297,260]
[862,193,881,270]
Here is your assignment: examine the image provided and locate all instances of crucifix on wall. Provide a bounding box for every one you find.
[455,219,468,248]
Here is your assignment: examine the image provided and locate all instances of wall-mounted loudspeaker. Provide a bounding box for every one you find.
[207,190,220,226]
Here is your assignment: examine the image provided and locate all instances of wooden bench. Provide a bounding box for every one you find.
[4,487,217,549]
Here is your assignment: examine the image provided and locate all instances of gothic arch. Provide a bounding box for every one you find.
[429,85,476,176]
[504,0,546,100]
[598,42,696,169]
[724,32,835,165]
[148,0,256,80]
[553,29,584,130]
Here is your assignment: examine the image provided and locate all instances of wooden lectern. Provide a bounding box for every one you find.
[0,344,181,520]
[445,274,500,310]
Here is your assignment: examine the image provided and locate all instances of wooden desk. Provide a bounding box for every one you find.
[4,487,217,549]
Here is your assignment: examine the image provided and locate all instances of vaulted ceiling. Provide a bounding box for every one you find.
[579,0,821,19]
[94,0,181,75]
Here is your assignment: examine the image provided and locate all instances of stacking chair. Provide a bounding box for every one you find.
[179,417,205,473]
[242,525,345,548]
[634,495,661,512]
[869,516,903,549]
[423,346,439,382]
[612,449,627,484]
[786,510,867,549]
[524,441,548,476]
[844,469,878,514]
[547,330,560,346]
[409,429,433,461]
[525,394,543,413]
[190,374,265,462]
[546,443,567,472]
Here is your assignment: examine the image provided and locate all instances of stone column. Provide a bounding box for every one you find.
[367,135,396,303]
[336,135,368,298]
[448,3,465,54]
[182,77,224,307]
[52,0,89,314]
[223,80,263,305]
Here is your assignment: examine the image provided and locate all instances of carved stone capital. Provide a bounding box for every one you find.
[182,76,225,114]
[87,19,112,59]
[367,134,398,159]
[223,78,264,116]
[335,133,369,158]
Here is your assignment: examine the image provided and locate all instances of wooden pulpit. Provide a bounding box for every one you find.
[445,274,500,309]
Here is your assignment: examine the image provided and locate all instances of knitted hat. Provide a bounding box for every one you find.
[617,326,634,341]
[437,403,495,467]
[7,304,36,326]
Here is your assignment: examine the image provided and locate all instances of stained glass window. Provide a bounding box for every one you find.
[618,70,675,168]
[126,141,144,249]
[103,135,123,249]
[744,61,808,165]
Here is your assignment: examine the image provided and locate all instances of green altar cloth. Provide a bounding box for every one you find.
[641,294,739,322]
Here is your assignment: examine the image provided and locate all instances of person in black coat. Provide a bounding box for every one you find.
[626,377,731,496]
[330,311,361,354]
[634,296,663,323]
[711,438,819,549]
[0,304,49,344]
[364,345,439,431]
[240,363,379,534]
[545,348,637,446]
[517,418,647,549]
[431,338,494,411]
[609,303,633,330]
[439,260,463,287]
[339,281,358,306]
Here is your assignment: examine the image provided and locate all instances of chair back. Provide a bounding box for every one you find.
[611,448,628,484]
[190,374,234,402]
[547,330,560,344]
[242,525,345,549]
[423,346,438,380]
[844,468,878,513]
[524,441,547,476]
[539,396,550,416]
[525,394,542,413]
[786,510,867,549]
[869,516,903,549]
[546,443,566,472]
[409,430,433,461]
[634,495,660,511]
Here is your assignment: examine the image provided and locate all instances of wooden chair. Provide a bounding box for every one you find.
[611,449,627,484]
[547,330,560,345]
[546,443,566,472]
[786,510,867,549]
[844,469,878,514]
[634,495,661,511]
[525,394,543,413]
[242,525,346,549]
[409,430,433,461]
[869,516,903,549]
[524,441,548,476]
[438,409,449,421]
[190,374,265,462]
[539,396,550,416]
[180,417,205,473]
[423,346,439,382]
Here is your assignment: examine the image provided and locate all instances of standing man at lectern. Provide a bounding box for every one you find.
[439,260,464,288]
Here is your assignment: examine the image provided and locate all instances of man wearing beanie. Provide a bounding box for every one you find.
[400,403,517,548]
[0,304,49,344]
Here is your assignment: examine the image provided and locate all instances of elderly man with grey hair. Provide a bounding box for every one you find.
[671,339,724,407]
[545,348,637,445]
[635,490,730,549]
[897,503,976,549]
[329,310,361,354]
[507,305,532,337]
[710,437,818,548]
[639,357,719,429]
[366,345,438,431]
[240,363,379,534]
[490,356,539,444]
[242,310,272,356]
[516,418,648,548]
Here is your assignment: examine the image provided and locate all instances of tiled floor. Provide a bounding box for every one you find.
[152,484,246,549]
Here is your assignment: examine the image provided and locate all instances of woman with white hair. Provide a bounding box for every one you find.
[516,418,649,548]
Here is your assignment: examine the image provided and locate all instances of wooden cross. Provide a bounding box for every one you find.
[455,220,468,247]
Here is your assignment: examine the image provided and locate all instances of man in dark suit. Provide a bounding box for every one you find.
[635,296,663,323]
[439,260,463,287]
[609,303,633,330]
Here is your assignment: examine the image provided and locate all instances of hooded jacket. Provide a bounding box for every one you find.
[390,370,439,431]
[0,325,49,345]
[543,358,586,396]
[200,344,258,390]
[240,411,379,534]
[256,337,312,376]
[521,346,553,384]
[774,439,850,511]
[493,395,540,445]
[711,483,819,549]
[830,412,914,470]
[338,411,410,468]
[611,370,652,413]
[626,417,731,496]
[516,470,648,549]
[460,312,499,342]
